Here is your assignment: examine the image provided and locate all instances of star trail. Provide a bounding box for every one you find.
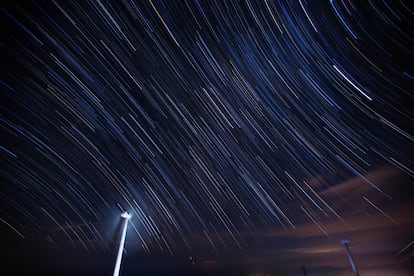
[1,1,413,275]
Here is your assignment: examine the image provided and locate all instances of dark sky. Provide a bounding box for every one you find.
[1,1,413,275]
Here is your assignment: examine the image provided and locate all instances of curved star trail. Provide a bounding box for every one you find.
[1,0,413,274]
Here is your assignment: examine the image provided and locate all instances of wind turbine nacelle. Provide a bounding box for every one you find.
[341,239,350,244]
[121,211,132,220]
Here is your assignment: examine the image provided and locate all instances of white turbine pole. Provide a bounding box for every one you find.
[113,211,132,276]
[341,238,359,276]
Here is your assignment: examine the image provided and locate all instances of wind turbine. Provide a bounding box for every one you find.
[113,211,132,276]
[341,238,359,276]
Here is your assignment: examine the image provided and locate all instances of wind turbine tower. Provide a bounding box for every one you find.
[113,211,132,276]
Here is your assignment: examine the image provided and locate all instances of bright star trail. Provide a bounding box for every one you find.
[1,1,413,275]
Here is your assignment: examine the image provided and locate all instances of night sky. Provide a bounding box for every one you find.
[1,1,413,275]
